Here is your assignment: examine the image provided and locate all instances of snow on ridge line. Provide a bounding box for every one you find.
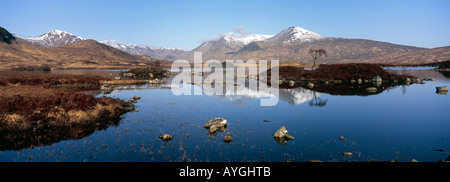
[100,40,187,51]
[222,32,274,45]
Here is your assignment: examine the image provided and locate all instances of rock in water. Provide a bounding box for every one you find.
[132,96,141,100]
[372,76,382,83]
[289,80,295,87]
[436,86,448,95]
[223,135,233,143]
[342,152,352,157]
[159,134,173,143]
[339,136,345,141]
[273,126,294,145]
[366,87,377,93]
[204,118,227,133]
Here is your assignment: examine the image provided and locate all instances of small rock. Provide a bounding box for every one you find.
[339,136,345,141]
[289,80,295,87]
[204,118,227,133]
[159,134,173,143]
[308,160,323,162]
[149,78,165,84]
[372,76,382,83]
[413,78,420,84]
[366,87,377,93]
[273,126,294,145]
[410,159,419,162]
[100,84,113,91]
[132,96,141,100]
[307,82,314,88]
[223,135,233,143]
[436,86,448,95]
[127,99,137,103]
[185,133,189,137]
[342,152,353,157]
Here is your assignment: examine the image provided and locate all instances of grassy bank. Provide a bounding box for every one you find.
[0,71,133,130]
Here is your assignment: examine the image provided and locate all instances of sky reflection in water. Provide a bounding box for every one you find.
[0,69,449,162]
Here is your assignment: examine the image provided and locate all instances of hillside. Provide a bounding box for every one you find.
[0,27,162,69]
[174,26,450,65]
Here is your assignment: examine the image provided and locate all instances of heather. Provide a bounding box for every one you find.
[272,63,413,82]
[0,71,106,91]
[0,71,131,130]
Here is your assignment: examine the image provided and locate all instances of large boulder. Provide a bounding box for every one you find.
[204,118,227,133]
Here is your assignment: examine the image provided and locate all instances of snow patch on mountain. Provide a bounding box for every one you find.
[200,26,324,48]
[14,30,85,47]
[267,26,324,44]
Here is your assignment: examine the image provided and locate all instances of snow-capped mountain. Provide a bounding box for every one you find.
[266,26,324,44]
[14,30,85,48]
[100,40,152,55]
[100,40,187,60]
[219,32,273,47]
[200,26,323,48]
[184,26,326,61]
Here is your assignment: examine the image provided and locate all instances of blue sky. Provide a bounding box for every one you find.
[3,0,450,50]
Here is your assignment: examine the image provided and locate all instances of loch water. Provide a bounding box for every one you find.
[0,68,449,162]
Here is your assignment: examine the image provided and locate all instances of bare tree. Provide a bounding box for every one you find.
[309,91,328,107]
[308,48,327,70]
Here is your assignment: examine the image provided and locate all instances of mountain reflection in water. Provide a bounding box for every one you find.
[1,68,448,162]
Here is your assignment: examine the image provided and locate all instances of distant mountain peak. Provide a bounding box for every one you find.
[201,32,273,48]
[99,40,187,60]
[221,32,273,47]
[267,26,324,44]
[14,30,84,48]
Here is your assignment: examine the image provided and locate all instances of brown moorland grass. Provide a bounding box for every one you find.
[0,71,107,91]
[100,79,148,85]
[0,71,131,130]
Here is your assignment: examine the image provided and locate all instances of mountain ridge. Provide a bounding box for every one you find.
[14,30,85,48]
[0,27,161,69]
[4,26,450,66]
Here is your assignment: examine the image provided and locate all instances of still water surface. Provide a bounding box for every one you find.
[0,68,449,162]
